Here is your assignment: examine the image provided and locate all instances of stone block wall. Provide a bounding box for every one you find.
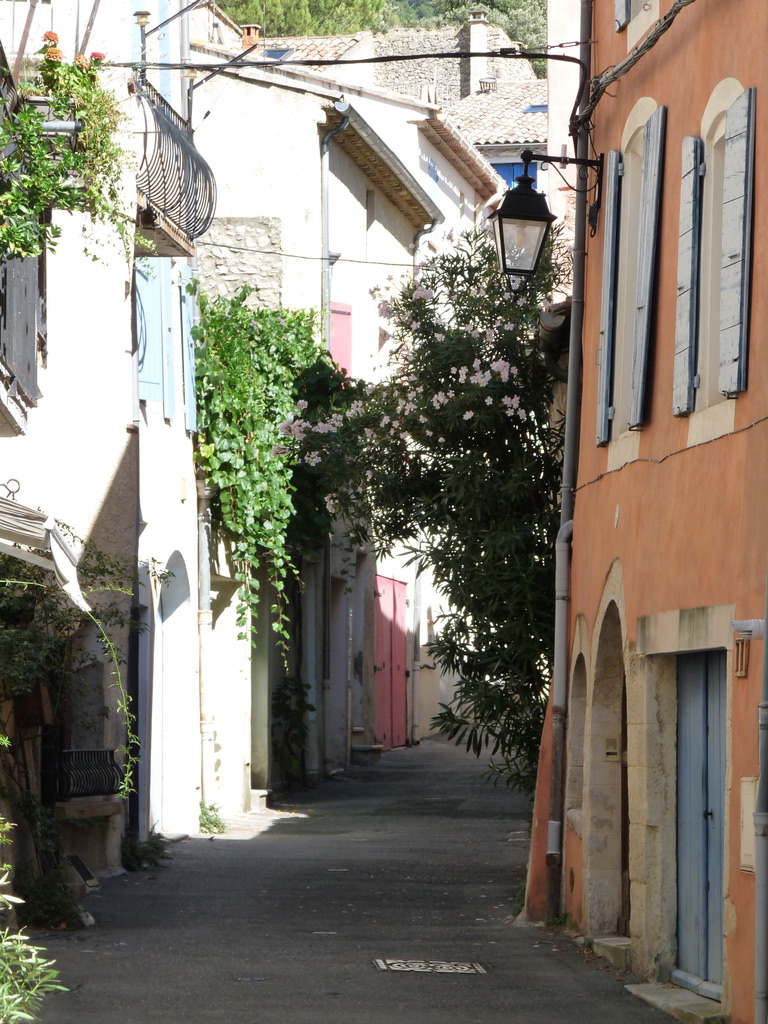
[371,25,529,105]
[196,217,283,309]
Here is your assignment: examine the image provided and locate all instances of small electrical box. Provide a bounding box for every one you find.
[604,737,620,761]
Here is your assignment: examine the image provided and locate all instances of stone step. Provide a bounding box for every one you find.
[250,789,271,812]
[592,935,632,971]
[626,983,725,1024]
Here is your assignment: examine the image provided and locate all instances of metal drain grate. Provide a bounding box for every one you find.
[373,959,486,974]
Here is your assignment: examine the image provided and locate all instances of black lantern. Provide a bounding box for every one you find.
[489,166,556,279]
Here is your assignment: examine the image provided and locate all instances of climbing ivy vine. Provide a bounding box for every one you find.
[192,284,325,637]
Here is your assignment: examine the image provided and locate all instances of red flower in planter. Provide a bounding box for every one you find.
[42,30,59,44]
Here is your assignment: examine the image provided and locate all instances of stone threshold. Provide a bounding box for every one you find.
[626,983,725,1024]
[589,937,725,1024]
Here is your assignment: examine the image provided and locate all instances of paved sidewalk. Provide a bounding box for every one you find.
[37,737,670,1023]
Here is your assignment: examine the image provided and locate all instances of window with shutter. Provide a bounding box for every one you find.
[626,0,659,47]
[673,136,704,417]
[602,98,655,452]
[160,260,175,421]
[628,105,666,430]
[596,151,622,447]
[330,303,352,374]
[135,258,176,420]
[135,261,163,403]
[615,0,631,31]
[718,87,755,397]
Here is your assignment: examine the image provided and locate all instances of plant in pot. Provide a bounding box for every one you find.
[0,31,132,261]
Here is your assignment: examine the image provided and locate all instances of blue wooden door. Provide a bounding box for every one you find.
[676,651,725,991]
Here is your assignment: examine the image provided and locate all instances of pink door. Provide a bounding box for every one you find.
[374,576,407,750]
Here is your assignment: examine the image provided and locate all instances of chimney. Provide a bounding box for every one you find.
[242,24,261,49]
[469,11,488,95]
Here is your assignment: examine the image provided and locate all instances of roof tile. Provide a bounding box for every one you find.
[446,80,547,146]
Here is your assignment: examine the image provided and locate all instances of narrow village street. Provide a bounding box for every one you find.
[38,738,669,1023]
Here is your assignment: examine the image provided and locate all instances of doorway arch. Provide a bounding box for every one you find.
[583,600,629,936]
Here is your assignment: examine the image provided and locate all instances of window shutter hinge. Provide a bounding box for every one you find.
[699,161,707,177]
[618,162,625,177]
[693,374,701,388]
[608,406,616,420]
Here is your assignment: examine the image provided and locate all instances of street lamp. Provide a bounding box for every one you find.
[490,166,556,278]
[489,148,603,278]
[134,10,151,78]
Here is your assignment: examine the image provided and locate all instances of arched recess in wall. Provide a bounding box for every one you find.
[583,599,629,937]
[565,652,587,833]
[160,550,190,621]
[697,77,746,410]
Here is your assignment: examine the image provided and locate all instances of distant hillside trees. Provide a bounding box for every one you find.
[216,0,389,35]
[217,0,545,54]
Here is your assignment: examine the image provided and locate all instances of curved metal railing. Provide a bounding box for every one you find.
[136,81,216,240]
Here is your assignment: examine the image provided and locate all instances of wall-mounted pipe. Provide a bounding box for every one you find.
[196,473,216,804]
[412,217,440,269]
[321,102,350,346]
[544,0,592,923]
[755,566,768,1024]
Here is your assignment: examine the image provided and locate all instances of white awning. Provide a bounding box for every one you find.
[0,495,89,612]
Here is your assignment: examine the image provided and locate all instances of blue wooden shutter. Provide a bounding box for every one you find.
[179,263,197,432]
[159,260,175,421]
[719,87,755,396]
[135,260,163,402]
[673,136,704,416]
[596,150,622,446]
[615,0,631,30]
[629,105,666,429]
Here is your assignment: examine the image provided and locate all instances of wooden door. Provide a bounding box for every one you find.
[675,650,725,993]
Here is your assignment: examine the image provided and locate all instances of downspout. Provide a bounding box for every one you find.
[754,588,768,1024]
[322,538,332,775]
[545,0,592,923]
[413,218,440,269]
[321,102,350,343]
[319,105,349,775]
[196,473,216,805]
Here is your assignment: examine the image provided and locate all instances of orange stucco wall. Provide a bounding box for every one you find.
[541,1,768,1020]
[525,696,553,922]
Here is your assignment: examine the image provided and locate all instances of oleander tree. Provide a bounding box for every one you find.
[280,229,568,791]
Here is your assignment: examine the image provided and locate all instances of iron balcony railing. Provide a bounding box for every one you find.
[136,81,216,242]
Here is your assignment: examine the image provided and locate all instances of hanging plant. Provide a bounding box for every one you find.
[192,283,324,642]
[0,32,132,261]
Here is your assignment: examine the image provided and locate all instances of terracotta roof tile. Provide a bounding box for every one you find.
[255,34,364,67]
[446,80,547,146]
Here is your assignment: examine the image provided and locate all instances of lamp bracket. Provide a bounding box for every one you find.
[518,149,604,236]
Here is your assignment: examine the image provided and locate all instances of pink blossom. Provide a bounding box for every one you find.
[491,360,510,382]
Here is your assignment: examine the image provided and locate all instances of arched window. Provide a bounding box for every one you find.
[673,80,755,428]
